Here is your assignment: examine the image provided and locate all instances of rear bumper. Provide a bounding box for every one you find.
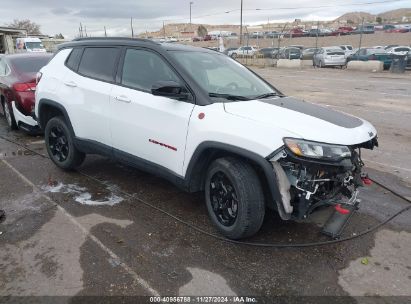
[324,59,346,66]
[12,101,41,133]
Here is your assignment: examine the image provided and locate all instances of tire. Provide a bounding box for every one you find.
[3,101,17,130]
[45,116,85,170]
[205,157,265,240]
[231,53,237,59]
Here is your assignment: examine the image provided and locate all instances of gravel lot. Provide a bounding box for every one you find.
[0,68,410,302]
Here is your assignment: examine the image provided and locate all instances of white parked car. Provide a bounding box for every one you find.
[313,47,347,68]
[230,46,258,58]
[386,46,411,56]
[339,45,355,57]
[35,38,378,239]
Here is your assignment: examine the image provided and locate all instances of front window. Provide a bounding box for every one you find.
[121,49,180,92]
[25,42,45,50]
[170,51,277,101]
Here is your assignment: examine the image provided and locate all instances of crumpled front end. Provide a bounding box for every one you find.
[268,137,378,224]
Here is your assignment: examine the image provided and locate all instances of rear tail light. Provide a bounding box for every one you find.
[36,72,43,84]
[12,82,36,92]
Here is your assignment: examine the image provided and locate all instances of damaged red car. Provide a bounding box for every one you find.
[0,53,52,133]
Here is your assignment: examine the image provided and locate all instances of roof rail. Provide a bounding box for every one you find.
[72,37,158,44]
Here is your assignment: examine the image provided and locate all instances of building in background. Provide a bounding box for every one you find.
[0,27,27,54]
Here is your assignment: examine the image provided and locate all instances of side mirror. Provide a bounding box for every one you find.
[151,81,188,100]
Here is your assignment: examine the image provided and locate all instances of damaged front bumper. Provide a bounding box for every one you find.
[267,137,378,225]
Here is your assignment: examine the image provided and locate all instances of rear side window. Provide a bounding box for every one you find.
[78,47,120,82]
[66,48,83,71]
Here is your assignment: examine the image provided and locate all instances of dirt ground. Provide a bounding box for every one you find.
[0,68,411,303]
[188,31,411,49]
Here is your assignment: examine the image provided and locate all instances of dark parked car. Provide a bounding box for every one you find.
[309,29,326,37]
[347,48,393,69]
[0,53,52,132]
[406,51,411,70]
[258,47,280,58]
[277,47,302,59]
[352,25,375,35]
[265,31,280,38]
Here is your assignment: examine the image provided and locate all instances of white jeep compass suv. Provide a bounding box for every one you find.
[35,38,378,239]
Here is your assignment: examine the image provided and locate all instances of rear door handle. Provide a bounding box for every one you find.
[64,81,77,87]
[114,95,131,103]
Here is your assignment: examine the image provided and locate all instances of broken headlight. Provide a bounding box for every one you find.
[284,138,351,161]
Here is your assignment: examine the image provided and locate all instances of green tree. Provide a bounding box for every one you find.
[376,16,382,24]
[197,25,208,37]
[7,19,41,35]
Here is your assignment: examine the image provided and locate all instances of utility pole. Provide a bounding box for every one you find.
[190,2,194,29]
[131,17,134,38]
[240,0,243,46]
[104,26,107,37]
[277,22,288,49]
[80,23,83,38]
[358,17,365,50]
[84,25,88,37]
[163,21,166,39]
[315,20,320,49]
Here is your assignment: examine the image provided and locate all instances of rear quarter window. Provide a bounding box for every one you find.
[77,47,120,82]
[65,48,83,71]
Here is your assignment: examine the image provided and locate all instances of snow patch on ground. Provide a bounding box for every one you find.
[41,182,123,206]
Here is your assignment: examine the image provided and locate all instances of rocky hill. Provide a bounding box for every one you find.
[335,8,411,24]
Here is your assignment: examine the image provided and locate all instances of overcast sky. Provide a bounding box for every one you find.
[2,0,411,38]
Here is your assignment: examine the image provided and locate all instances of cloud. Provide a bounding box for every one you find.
[51,7,72,15]
[1,0,410,37]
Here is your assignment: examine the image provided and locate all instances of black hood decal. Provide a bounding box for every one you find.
[259,97,363,129]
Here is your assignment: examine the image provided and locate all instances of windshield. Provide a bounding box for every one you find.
[170,51,277,101]
[25,42,45,50]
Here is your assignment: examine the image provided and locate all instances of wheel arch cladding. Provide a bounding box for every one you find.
[38,99,74,134]
[185,141,288,218]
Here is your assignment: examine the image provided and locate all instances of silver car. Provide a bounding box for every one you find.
[313,47,347,68]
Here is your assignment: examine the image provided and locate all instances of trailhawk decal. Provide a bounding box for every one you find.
[149,139,177,151]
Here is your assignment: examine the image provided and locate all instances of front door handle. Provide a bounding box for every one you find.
[114,95,131,103]
[64,81,77,87]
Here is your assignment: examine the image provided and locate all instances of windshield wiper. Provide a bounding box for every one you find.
[254,92,278,99]
[208,93,251,101]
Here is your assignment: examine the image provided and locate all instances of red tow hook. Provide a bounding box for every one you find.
[335,204,351,215]
[361,177,373,186]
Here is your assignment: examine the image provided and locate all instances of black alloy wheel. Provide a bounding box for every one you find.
[209,171,239,227]
[48,125,69,162]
